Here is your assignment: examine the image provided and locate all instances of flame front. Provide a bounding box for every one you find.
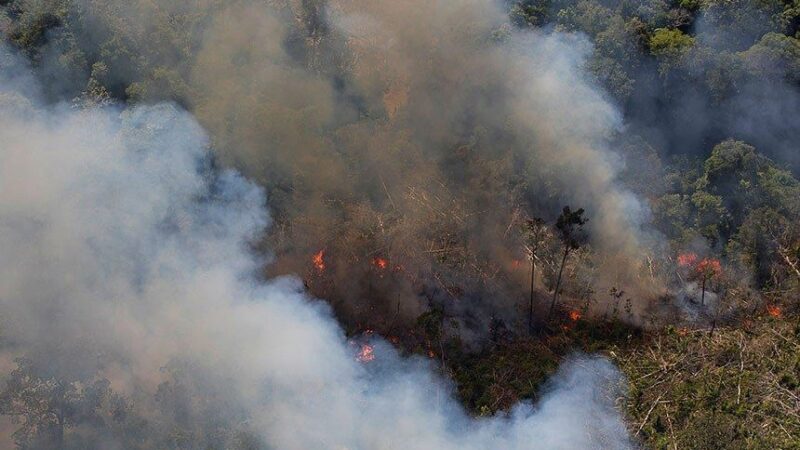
[677,253,722,278]
[569,310,581,321]
[677,252,698,267]
[313,250,325,272]
[696,258,722,277]
[357,344,375,362]
[766,305,782,318]
[373,257,388,270]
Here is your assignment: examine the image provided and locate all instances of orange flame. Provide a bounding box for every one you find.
[677,252,698,267]
[312,250,325,272]
[569,310,581,321]
[696,258,722,277]
[678,253,722,278]
[511,259,521,269]
[357,344,375,362]
[766,305,782,318]
[373,257,388,270]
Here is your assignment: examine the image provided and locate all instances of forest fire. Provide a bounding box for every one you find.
[677,253,722,277]
[766,305,782,318]
[676,252,723,305]
[696,258,722,277]
[2,0,800,446]
[312,250,325,272]
[372,257,388,270]
[677,252,698,267]
[357,344,375,362]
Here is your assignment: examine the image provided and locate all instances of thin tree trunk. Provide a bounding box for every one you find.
[710,289,718,336]
[700,275,707,306]
[529,250,536,334]
[549,248,569,320]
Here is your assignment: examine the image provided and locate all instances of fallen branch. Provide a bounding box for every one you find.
[636,393,664,436]
[777,245,800,281]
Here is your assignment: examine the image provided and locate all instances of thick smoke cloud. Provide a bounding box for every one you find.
[0,46,633,449]
[12,0,662,331]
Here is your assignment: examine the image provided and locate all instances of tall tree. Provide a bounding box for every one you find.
[523,217,549,333]
[549,206,588,320]
[695,258,722,306]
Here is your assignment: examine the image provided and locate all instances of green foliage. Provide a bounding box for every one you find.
[452,340,560,412]
[700,0,788,50]
[510,0,552,27]
[703,140,764,184]
[726,207,784,286]
[696,48,745,101]
[3,0,69,57]
[655,140,800,268]
[679,0,702,12]
[449,320,643,415]
[740,32,800,81]
[653,193,693,240]
[689,189,729,244]
[556,0,615,36]
[700,140,800,225]
[649,28,695,56]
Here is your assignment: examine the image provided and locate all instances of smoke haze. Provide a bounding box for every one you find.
[5,0,667,332]
[0,44,633,448]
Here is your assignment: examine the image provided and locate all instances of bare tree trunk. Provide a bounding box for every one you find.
[710,312,717,336]
[778,245,800,281]
[549,248,569,320]
[700,275,707,306]
[528,250,536,334]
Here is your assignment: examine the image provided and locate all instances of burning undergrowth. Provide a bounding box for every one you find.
[0,44,634,449]
[2,0,675,340]
[253,0,664,337]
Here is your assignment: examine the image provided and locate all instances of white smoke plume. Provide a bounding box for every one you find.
[0,45,633,449]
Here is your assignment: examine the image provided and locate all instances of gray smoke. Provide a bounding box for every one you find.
[1,0,667,332]
[620,0,800,170]
[0,45,633,449]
